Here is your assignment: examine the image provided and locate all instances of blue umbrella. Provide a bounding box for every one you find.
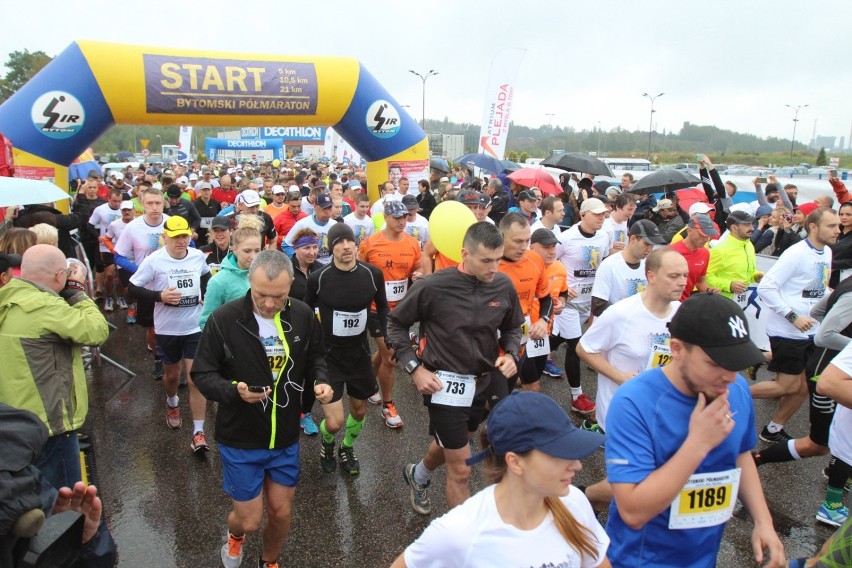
[69,160,101,181]
[500,159,521,172]
[453,153,506,175]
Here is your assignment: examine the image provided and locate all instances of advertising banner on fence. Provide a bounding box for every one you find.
[178,126,192,161]
[731,254,777,352]
[476,48,525,161]
[387,160,429,191]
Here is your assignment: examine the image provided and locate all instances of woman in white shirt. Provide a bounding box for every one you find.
[392,391,610,568]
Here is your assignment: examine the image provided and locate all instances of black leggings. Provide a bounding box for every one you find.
[827,455,852,490]
[301,386,316,416]
[551,335,581,389]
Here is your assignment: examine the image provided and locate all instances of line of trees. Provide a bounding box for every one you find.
[0,50,822,161]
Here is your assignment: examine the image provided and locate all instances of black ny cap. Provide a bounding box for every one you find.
[668,293,765,371]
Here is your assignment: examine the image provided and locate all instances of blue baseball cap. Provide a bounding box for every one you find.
[467,391,605,465]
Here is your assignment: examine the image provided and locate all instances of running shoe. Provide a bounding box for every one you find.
[191,431,209,453]
[758,426,792,443]
[300,414,319,436]
[220,532,244,568]
[320,440,336,473]
[367,392,382,405]
[580,419,604,434]
[543,360,564,378]
[571,394,596,415]
[117,296,128,310]
[338,444,360,476]
[126,308,136,325]
[166,405,182,430]
[153,358,164,380]
[382,403,403,428]
[104,297,114,312]
[816,503,849,527]
[403,463,431,515]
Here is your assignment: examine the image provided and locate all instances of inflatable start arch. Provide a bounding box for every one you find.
[0,41,428,201]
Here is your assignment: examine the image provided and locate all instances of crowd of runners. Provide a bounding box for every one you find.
[5,155,852,567]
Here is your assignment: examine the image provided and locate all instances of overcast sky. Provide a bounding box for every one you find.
[4,0,850,143]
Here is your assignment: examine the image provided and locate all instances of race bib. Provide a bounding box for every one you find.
[669,468,741,529]
[386,279,408,302]
[264,342,286,379]
[646,341,672,369]
[520,315,532,344]
[430,370,476,408]
[200,217,213,229]
[579,282,593,296]
[168,272,200,307]
[526,335,551,358]
[332,309,367,337]
[208,263,222,276]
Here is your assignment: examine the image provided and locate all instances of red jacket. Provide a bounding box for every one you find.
[830,178,852,204]
[273,209,307,246]
[212,188,238,205]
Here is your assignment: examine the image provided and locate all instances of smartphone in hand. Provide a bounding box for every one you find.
[247,385,270,393]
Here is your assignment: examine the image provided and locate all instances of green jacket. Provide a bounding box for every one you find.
[0,278,109,436]
[706,235,759,299]
[199,253,249,330]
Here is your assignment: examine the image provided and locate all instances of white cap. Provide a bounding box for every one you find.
[188,173,199,180]
[239,189,262,207]
[120,200,134,210]
[152,182,163,190]
[688,201,713,216]
[580,197,607,214]
[288,185,300,193]
[272,184,286,194]
[177,176,189,184]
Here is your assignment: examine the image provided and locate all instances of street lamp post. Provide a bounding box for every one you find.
[596,121,602,156]
[155,134,162,158]
[545,113,555,154]
[785,104,808,158]
[642,92,664,162]
[408,69,438,128]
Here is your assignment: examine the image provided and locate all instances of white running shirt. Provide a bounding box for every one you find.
[130,247,209,335]
[579,293,679,431]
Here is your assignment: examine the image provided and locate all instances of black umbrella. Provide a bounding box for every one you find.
[542,152,614,177]
[430,157,449,173]
[627,169,702,195]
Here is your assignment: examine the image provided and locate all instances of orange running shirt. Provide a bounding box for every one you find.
[498,250,549,317]
[532,260,568,330]
[358,230,422,309]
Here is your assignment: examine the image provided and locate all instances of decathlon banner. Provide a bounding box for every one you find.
[477,48,525,160]
[178,126,192,161]
[0,40,428,205]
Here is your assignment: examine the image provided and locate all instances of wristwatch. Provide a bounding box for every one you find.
[404,359,421,375]
[785,311,799,324]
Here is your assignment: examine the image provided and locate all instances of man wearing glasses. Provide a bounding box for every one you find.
[0,244,109,489]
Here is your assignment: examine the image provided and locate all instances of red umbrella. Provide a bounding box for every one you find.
[506,167,562,196]
[674,187,708,214]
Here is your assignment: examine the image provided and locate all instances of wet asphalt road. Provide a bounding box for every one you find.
[83,311,837,567]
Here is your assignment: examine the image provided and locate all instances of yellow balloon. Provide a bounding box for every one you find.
[372,211,385,231]
[428,201,477,262]
[272,159,281,168]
